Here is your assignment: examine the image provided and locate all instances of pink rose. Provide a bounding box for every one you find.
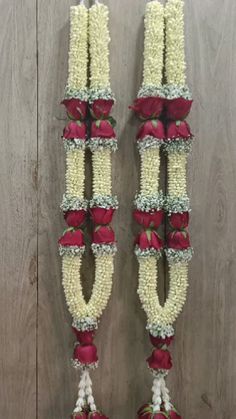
[135,231,163,251]
[166,120,192,140]
[93,226,115,244]
[91,120,116,139]
[167,231,191,250]
[147,349,172,370]
[73,344,98,365]
[64,210,87,228]
[90,208,115,225]
[137,119,165,140]
[133,210,164,229]
[149,333,174,348]
[130,97,164,119]
[88,412,109,419]
[90,99,114,119]
[72,328,96,344]
[165,97,193,120]
[58,229,84,247]
[63,121,87,140]
[169,212,189,230]
[62,98,87,120]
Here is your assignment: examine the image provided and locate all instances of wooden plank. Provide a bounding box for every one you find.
[169,1,236,418]
[0,0,37,417]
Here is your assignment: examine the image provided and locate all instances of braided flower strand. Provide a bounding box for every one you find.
[132,1,194,418]
[58,3,116,418]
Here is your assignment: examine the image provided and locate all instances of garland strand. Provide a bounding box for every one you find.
[131,1,194,418]
[59,3,117,418]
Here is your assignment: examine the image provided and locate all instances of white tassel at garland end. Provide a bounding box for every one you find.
[151,377,173,413]
[74,369,97,413]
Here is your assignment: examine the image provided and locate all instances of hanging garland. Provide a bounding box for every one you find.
[131,0,193,418]
[59,2,117,418]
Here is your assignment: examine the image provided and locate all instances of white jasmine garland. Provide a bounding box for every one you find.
[65,149,85,199]
[65,5,89,99]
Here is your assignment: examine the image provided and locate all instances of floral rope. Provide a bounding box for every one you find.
[131,1,194,418]
[59,3,116,418]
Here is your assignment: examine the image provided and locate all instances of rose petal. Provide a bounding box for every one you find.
[137,119,165,140]
[167,231,191,250]
[165,98,193,120]
[73,344,98,365]
[91,120,116,139]
[90,208,115,225]
[58,230,84,247]
[149,333,174,348]
[63,121,87,140]
[130,97,164,119]
[64,210,87,228]
[166,120,192,139]
[93,226,115,244]
[62,99,87,120]
[72,328,96,344]
[133,210,164,229]
[147,349,172,370]
[90,99,114,119]
[169,212,189,229]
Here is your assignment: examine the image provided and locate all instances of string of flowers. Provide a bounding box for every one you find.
[131,1,194,418]
[58,2,117,418]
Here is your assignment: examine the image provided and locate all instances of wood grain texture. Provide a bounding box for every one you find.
[1,0,236,418]
[0,0,37,417]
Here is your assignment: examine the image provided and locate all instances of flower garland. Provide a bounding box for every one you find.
[59,2,117,418]
[131,1,193,418]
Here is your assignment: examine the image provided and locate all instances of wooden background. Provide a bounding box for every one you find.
[1,0,236,417]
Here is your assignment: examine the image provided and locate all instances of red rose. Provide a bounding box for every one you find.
[149,333,174,348]
[137,404,168,419]
[62,98,87,120]
[72,328,96,344]
[167,231,190,250]
[93,226,115,244]
[169,410,182,419]
[136,231,163,251]
[90,207,115,225]
[166,120,192,140]
[73,344,98,365]
[169,212,189,230]
[137,119,165,140]
[63,121,87,140]
[91,120,116,139]
[147,349,172,370]
[134,210,164,229]
[130,97,164,119]
[64,210,86,228]
[90,99,114,119]
[71,412,87,419]
[165,97,193,120]
[88,412,109,419]
[58,229,84,247]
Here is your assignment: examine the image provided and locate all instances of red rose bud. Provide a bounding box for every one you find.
[134,210,164,229]
[147,349,172,370]
[167,231,191,250]
[130,97,164,119]
[90,99,114,119]
[63,121,87,140]
[165,97,193,120]
[91,120,116,139]
[149,333,174,348]
[169,212,189,230]
[90,207,115,225]
[167,120,192,140]
[71,412,87,419]
[137,119,165,140]
[93,226,115,244]
[64,210,86,228]
[72,328,96,344]
[136,231,163,251]
[169,410,182,419]
[88,412,109,419]
[73,344,98,365]
[62,98,87,120]
[58,229,84,247]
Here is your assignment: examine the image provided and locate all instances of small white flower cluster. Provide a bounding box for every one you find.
[167,152,187,197]
[89,3,111,91]
[92,149,112,196]
[73,369,97,413]
[140,148,161,196]
[65,5,89,98]
[152,377,172,413]
[165,0,186,87]
[142,0,164,90]
[66,149,85,200]
[138,257,188,328]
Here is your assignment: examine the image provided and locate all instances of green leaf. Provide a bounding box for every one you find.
[76,120,82,127]
[176,120,181,126]
[108,116,117,127]
[151,119,158,128]
[95,120,101,128]
[146,229,152,241]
